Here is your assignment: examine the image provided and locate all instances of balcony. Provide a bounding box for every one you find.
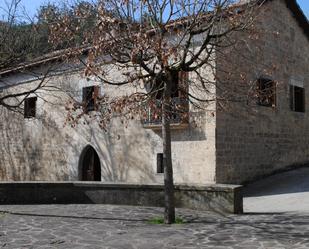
[141,97,189,130]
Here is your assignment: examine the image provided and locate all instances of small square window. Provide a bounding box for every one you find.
[156,153,164,174]
[290,85,305,112]
[24,97,37,118]
[256,78,276,107]
[82,86,100,112]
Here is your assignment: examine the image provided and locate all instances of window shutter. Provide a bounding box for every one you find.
[93,85,100,103]
[178,71,188,98]
[24,99,29,118]
[82,87,88,103]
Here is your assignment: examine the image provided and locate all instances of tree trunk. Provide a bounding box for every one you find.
[162,77,175,224]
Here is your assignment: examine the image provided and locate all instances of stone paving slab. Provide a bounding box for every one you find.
[0,204,309,248]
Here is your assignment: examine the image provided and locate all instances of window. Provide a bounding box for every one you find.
[256,78,276,107]
[157,153,164,173]
[290,85,305,112]
[149,71,189,100]
[142,72,189,126]
[171,71,189,98]
[24,97,37,118]
[82,86,100,112]
[171,71,180,98]
[153,78,164,100]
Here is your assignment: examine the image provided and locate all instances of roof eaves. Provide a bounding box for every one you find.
[283,0,309,39]
[0,0,307,76]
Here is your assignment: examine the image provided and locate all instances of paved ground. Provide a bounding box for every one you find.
[1,168,309,248]
[1,204,309,249]
[243,167,309,213]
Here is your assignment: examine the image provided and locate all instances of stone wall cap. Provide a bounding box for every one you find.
[0,181,242,192]
[175,183,242,191]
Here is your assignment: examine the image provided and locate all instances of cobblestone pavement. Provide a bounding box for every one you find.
[1,204,309,249]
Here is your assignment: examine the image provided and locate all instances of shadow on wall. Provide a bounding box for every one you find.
[0,105,158,182]
[87,123,157,183]
[0,108,70,181]
[153,111,209,142]
[42,114,158,183]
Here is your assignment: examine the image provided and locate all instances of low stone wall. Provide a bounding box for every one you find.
[0,182,243,214]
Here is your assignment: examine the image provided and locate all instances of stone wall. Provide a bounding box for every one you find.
[215,0,309,184]
[0,63,217,184]
[0,182,243,214]
[0,99,70,181]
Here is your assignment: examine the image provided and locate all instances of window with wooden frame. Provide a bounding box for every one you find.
[150,71,189,100]
[172,71,189,123]
[82,85,100,112]
[171,71,189,98]
[24,97,37,119]
[290,85,305,112]
[256,78,276,107]
[152,78,164,100]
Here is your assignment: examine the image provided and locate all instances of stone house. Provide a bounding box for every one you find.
[0,0,308,185]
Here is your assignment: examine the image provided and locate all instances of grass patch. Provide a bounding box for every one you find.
[148,217,185,224]
[148,217,164,224]
[175,217,185,224]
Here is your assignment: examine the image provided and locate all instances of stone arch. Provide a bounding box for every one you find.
[78,145,101,181]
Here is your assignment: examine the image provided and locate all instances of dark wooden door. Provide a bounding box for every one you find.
[81,147,101,181]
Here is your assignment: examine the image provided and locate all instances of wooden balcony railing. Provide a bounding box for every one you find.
[141,97,189,129]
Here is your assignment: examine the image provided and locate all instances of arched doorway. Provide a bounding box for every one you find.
[79,145,101,181]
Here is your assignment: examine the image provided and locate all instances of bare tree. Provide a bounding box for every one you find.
[0,0,80,112]
[48,0,263,223]
[0,0,41,110]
